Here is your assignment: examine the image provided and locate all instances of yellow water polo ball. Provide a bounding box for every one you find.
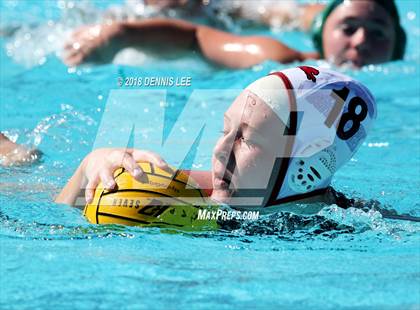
[83,162,219,231]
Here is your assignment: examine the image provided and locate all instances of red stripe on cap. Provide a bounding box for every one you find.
[269,71,294,90]
[265,72,298,207]
[266,71,330,206]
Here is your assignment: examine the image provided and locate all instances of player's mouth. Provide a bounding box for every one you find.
[213,171,233,189]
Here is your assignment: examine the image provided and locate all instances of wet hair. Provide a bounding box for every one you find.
[310,0,406,60]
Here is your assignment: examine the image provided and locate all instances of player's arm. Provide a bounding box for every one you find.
[64,18,319,68]
[55,162,86,208]
[195,26,309,68]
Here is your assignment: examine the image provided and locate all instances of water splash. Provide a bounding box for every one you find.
[218,204,420,241]
[28,103,96,150]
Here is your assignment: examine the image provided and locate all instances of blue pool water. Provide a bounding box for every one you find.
[1,1,419,309]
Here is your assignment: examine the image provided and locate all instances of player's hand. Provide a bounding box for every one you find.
[81,148,171,203]
[0,133,42,166]
[63,22,124,66]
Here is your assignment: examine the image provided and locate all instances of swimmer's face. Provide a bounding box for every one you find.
[322,0,396,67]
[211,91,289,208]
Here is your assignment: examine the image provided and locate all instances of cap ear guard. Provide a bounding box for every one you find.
[288,146,337,194]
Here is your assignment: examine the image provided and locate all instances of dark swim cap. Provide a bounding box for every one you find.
[310,0,406,60]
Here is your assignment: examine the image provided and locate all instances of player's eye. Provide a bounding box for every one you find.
[239,136,256,148]
[340,24,357,36]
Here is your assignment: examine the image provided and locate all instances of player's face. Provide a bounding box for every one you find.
[211,91,290,208]
[322,0,396,67]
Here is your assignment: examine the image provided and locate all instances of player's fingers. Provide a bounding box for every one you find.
[85,176,99,203]
[63,40,75,51]
[121,153,147,182]
[63,52,84,66]
[131,150,173,174]
[99,166,117,190]
[63,45,80,59]
[71,25,92,38]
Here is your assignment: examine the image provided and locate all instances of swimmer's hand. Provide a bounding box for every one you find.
[63,23,124,66]
[79,148,172,204]
[0,133,41,166]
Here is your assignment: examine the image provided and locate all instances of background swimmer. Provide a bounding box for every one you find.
[57,67,379,216]
[62,0,405,68]
[62,17,316,68]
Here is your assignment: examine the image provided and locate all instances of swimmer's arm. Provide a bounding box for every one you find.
[196,26,319,68]
[64,18,319,67]
[120,18,197,47]
[55,162,86,208]
[123,20,313,67]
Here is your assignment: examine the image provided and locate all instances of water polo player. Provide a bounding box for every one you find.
[57,66,377,216]
[63,0,405,68]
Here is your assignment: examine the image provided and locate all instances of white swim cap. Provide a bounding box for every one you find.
[245,66,376,206]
